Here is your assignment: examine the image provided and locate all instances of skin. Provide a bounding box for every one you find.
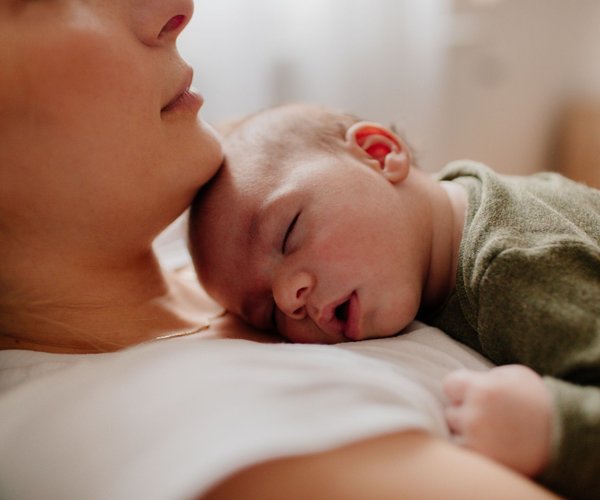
[190,104,555,480]
[0,4,557,499]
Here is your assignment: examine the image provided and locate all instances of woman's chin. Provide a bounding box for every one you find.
[197,121,224,181]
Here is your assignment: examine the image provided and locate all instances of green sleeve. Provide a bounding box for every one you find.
[473,244,600,498]
[538,378,600,499]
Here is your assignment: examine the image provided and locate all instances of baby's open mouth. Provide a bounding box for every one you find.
[318,292,359,341]
[334,300,350,323]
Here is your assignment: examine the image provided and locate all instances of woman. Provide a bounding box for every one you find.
[0,1,558,499]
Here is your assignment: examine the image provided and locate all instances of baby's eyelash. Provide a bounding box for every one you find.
[281,212,300,253]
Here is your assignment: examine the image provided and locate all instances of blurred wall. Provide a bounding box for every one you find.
[180,0,600,174]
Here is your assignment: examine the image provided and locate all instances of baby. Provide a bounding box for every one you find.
[189,103,600,499]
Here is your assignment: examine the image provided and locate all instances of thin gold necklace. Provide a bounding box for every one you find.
[152,318,212,341]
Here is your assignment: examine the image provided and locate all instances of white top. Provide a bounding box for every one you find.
[0,323,491,500]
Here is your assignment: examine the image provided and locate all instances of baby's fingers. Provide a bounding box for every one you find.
[442,369,477,404]
[444,405,466,437]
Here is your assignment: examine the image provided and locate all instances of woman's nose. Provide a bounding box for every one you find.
[273,269,315,321]
[130,0,194,47]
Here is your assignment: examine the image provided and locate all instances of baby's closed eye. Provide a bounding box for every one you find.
[281,212,301,254]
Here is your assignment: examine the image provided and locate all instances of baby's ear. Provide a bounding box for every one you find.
[345,122,411,184]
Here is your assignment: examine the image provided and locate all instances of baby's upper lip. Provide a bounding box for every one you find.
[161,66,194,112]
[317,292,357,340]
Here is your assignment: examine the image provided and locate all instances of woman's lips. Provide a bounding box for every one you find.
[161,69,203,114]
[161,87,203,114]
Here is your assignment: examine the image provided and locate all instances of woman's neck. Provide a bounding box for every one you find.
[0,247,223,353]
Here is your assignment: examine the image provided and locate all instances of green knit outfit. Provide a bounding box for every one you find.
[424,161,600,499]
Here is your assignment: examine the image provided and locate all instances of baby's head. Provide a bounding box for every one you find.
[189,103,433,344]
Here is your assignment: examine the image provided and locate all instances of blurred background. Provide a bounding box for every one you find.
[180,0,600,184]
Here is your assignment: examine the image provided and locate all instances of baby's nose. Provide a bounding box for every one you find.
[273,270,315,320]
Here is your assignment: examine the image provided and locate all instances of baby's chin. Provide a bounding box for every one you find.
[364,318,416,341]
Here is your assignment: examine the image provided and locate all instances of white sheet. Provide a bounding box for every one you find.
[0,323,491,500]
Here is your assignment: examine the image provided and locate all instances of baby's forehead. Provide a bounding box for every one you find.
[221,143,290,196]
[202,160,272,232]
[193,174,252,275]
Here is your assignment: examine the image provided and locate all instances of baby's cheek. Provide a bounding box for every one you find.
[313,231,358,267]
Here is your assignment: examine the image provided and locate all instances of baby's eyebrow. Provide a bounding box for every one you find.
[247,194,273,248]
[246,194,278,251]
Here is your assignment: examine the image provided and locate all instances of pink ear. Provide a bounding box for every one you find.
[347,123,405,167]
[365,143,392,163]
[345,122,411,183]
[354,125,400,146]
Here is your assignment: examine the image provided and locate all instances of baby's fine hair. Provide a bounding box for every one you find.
[217,102,362,157]
[217,102,411,165]
[189,103,412,259]
[190,103,360,223]
[188,103,359,274]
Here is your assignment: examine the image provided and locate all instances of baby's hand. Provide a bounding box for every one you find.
[442,365,553,477]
